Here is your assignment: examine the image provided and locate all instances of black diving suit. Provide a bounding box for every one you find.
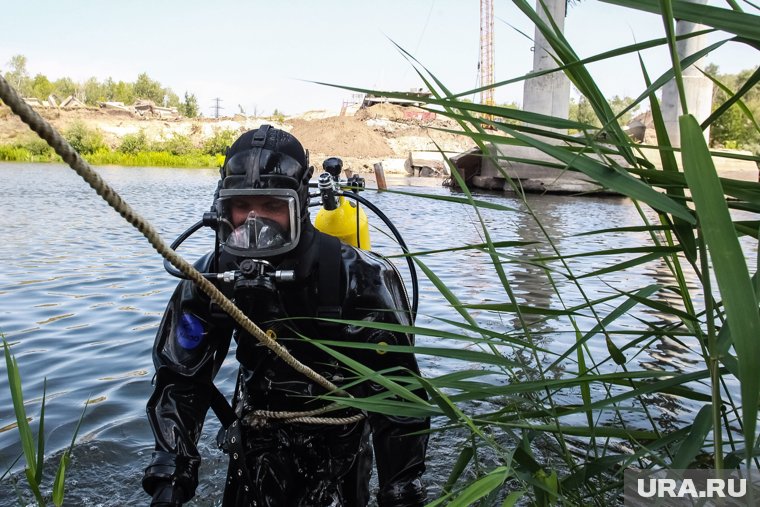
[142,226,430,507]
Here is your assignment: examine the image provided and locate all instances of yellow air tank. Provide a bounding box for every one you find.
[315,195,371,250]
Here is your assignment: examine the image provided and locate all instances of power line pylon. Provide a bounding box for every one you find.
[212,97,224,119]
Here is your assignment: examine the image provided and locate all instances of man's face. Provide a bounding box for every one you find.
[230,195,291,231]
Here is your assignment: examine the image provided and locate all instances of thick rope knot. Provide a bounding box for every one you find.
[243,407,366,428]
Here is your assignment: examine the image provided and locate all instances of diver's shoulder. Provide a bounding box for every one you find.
[192,251,216,271]
[340,242,394,272]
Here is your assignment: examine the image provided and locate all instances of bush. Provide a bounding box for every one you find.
[0,145,31,161]
[202,128,238,156]
[23,137,54,157]
[63,121,106,154]
[118,130,149,154]
[153,132,195,156]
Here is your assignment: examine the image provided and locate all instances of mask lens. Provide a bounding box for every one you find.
[218,190,299,257]
[226,213,286,249]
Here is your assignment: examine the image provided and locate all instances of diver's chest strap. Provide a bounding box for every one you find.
[210,383,237,428]
[316,232,342,321]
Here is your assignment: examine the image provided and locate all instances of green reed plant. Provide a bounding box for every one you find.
[313,1,760,504]
[0,142,224,168]
[2,337,86,507]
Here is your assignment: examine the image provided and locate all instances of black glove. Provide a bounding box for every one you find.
[377,477,427,507]
[143,451,198,506]
[149,482,185,507]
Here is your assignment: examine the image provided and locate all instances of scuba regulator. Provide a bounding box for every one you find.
[313,157,371,250]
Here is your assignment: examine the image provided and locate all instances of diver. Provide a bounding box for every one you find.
[142,125,429,506]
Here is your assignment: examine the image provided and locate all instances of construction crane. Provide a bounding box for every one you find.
[479,0,495,109]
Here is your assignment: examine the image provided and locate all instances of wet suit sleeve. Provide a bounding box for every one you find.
[343,248,430,507]
[143,255,233,506]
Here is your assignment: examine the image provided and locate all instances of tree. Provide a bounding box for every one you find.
[568,96,600,128]
[706,65,760,151]
[164,89,180,108]
[134,72,165,104]
[82,77,106,105]
[112,80,135,104]
[31,74,54,100]
[4,54,31,96]
[102,77,116,101]
[53,77,77,99]
[180,92,199,118]
[608,95,639,126]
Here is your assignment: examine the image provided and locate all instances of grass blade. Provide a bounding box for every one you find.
[53,395,88,506]
[601,0,760,40]
[493,123,696,224]
[447,466,509,507]
[3,338,38,483]
[441,446,474,495]
[34,378,47,485]
[672,404,713,469]
[700,66,760,132]
[680,113,760,459]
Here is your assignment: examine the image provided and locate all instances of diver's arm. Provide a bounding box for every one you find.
[143,256,233,505]
[345,249,430,507]
[365,326,430,507]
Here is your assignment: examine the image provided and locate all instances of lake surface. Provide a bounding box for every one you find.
[0,163,714,505]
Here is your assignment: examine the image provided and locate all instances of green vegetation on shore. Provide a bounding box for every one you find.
[0,144,224,168]
[0,121,232,168]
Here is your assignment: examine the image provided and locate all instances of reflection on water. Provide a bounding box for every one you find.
[0,163,716,505]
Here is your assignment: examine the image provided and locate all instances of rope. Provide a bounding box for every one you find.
[0,76,346,404]
[243,409,365,428]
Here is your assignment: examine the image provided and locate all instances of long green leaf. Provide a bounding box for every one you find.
[571,252,666,280]
[501,490,527,507]
[53,395,88,506]
[548,284,661,369]
[602,0,760,40]
[309,340,427,404]
[316,341,523,368]
[448,466,510,507]
[680,113,760,459]
[700,66,760,131]
[495,123,696,224]
[3,339,38,483]
[672,404,713,469]
[390,240,538,260]
[513,0,637,164]
[639,50,698,262]
[442,446,474,495]
[35,378,47,485]
[24,468,45,506]
[417,376,461,422]
[52,452,70,507]
[378,188,519,212]
[450,27,714,100]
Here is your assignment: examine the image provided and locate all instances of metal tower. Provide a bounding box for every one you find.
[479,0,495,108]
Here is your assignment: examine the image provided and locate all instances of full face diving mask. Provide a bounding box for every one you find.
[216,188,300,258]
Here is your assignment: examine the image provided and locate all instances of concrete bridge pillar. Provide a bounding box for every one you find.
[521,0,571,136]
[660,0,714,147]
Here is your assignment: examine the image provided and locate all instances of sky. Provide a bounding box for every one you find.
[1,0,757,117]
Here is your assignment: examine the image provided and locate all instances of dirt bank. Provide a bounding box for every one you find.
[0,103,475,175]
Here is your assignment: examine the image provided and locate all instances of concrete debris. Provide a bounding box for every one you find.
[59,95,87,109]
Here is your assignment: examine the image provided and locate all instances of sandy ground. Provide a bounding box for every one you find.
[0,103,475,175]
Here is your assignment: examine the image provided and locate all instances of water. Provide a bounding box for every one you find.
[0,163,713,505]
